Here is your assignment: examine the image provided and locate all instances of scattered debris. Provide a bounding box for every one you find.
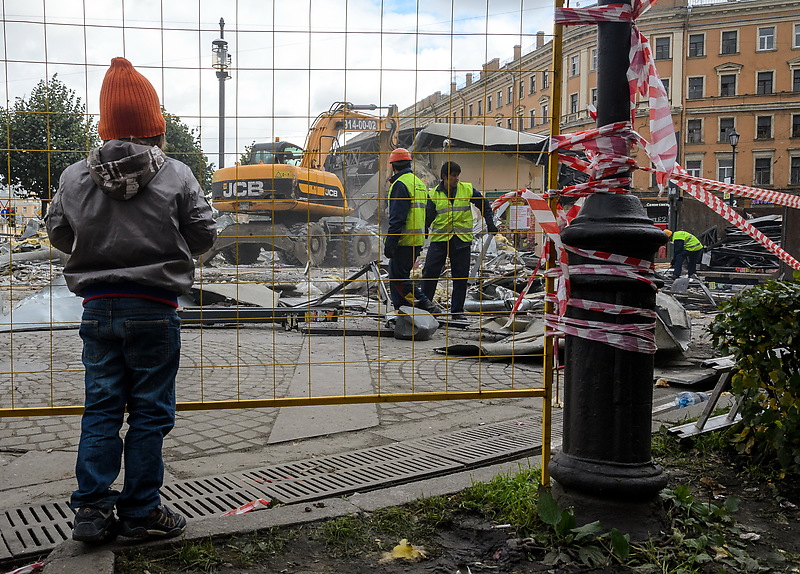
[221,498,272,516]
[701,215,783,272]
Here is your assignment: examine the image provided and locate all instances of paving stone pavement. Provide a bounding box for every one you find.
[0,323,545,509]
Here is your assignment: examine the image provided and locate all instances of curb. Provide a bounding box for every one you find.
[41,456,540,573]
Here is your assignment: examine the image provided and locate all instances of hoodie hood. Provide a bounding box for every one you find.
[88,140,166,200]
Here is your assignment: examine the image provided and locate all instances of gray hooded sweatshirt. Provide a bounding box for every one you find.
[46,140,216,297]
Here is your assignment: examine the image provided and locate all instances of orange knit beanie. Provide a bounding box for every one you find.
[98,57,166,141]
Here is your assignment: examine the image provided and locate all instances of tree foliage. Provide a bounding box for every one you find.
[240,141,256,165]
[0,74,98,204]
[709,278,800,475]
[1,76,214,205]
[164,112,214,191]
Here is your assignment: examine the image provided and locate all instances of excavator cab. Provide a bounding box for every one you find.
[247,141,304,166]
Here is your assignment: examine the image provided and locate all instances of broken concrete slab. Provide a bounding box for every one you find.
[190,282,280,307]
[0,278,83,332]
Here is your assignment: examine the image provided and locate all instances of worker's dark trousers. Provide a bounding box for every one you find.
[673,249,701,278]
[388,244,424,310]
[421,237,471,313]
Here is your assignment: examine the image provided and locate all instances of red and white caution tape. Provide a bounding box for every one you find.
[665,165,800,271]
[221,498,272,516]
[669,171,800,210]
[492,190,658,353]
[3,563,44,574]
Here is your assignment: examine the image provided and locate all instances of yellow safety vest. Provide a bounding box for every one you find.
[672,231,703,251]
[428,181,474,242]
[392,172,428,247]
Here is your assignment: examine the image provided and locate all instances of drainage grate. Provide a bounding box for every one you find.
[237,444,462,504]
[159,474,270,520]
[0,501,73,561]
[0,417,546,563]
[404,418,543,464]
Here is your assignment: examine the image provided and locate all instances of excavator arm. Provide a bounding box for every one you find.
[301,102,399,171]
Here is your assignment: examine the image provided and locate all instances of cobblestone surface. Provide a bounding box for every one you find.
[0,324,544,462]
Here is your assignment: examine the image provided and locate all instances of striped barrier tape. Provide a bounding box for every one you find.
[491,190,659,353]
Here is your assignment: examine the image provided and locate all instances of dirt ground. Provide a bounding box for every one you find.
[115,440,799,574]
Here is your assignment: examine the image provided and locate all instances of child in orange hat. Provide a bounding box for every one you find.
[46,57,215,544]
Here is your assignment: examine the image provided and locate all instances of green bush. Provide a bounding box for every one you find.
[708,279,800,475]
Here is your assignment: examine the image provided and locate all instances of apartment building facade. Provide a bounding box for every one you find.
[400,0,800,203]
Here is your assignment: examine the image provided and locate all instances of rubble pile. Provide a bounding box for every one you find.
[701,214,783,271]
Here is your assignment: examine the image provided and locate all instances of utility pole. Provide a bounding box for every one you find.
[548,0,668,537]
[212,18,231,169]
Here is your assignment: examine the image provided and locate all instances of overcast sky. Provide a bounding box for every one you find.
[0,0,554,168]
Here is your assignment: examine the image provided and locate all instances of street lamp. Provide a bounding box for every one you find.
[212,18,231,169]
[727,128,739,205]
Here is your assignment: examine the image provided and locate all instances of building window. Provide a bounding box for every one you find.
[543,72,549,89]
[757,71,774,94]
[794,70,800,92]
[530,74,537,94]
[477,100,482,116]
[758,26,775,51]
[687,119,702,143]
[791,157,800,185]
[688,77,704,99]
[689,34,705,57]
[591,87,598,107]
[460,108,465,122]
[497,91,503,108]
[686,160,702,177]
[795,24,800,48]
[721,30,738,54]
[497,119,503,128]
[508,86,513,104]
[756,115,772,139]
[718,157,733,184]
[530,110,536,129]
[661,78,670,99]
[591,48,598,70]
[487,95,493,113]
[519,81,524,99]
[507,118,512,130]
[655,36,671,60]
[720,74,736,96]
[453,112,457,123]
[719,117,734,142]
[755,157,772,185]
[468,104,473,119]
[542,104,549,124]
[570,54,579,76]
[793,114,800,137]
[570,93,579,114]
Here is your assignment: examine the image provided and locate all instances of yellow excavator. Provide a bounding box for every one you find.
[206,102,399,266]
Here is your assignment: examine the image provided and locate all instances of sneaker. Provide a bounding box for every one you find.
[72,506,117,543]
[119,505,186,540]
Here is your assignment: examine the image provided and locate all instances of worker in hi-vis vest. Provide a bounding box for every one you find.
[421,161,498,321]
[665,229,703,279]
[383,148,441,312]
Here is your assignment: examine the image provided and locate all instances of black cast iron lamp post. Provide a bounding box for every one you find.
[212,18,231,169]
[728,128,739,205]
[548,0,668,537]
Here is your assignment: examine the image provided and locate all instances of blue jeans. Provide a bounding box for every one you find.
[673,249,701,278]
[70,298,181,519]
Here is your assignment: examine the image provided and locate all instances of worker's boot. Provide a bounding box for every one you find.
[416,299,444,315]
